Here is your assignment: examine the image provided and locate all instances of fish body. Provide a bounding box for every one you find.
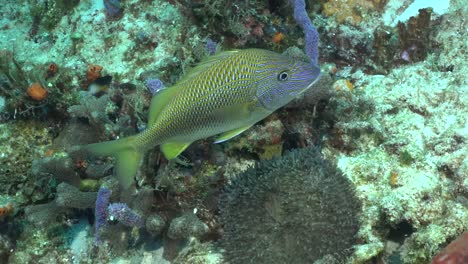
[85,49,320,187]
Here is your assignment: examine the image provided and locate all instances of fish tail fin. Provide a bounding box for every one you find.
[84,136,142,188]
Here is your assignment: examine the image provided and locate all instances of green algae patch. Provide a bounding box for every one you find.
[399,150,415,166]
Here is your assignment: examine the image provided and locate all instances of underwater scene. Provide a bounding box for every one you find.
[0,0,467,263]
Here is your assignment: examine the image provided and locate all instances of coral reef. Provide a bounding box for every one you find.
[397,8,432,63]
[55,182,97,209]
[31,154,80,186]
[225,115,285,160]
[322,0,387,25]
[318,2,468,260]
[172,240,222,264]
[0,0,466,263]
[28,0,80,30]
[67,94,119,136]
[0,121,54,199]
[24,201,63,227]
[25,182,97,227]
[103,0,123,19]
[219,147,361,263]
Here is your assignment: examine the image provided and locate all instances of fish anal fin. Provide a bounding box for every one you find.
[160,142,192,160]
[148,87,179,127]
[214,125,252,144]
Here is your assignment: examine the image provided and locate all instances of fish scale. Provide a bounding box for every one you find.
[84,48,321,187]
[140,51,258,144]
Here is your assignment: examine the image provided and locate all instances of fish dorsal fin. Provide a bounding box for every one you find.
[214,125,252,144]
[160,141,192,160]
[147,86,179,127]
[178,50,240,84]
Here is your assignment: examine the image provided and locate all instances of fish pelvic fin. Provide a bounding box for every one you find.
[214,125,252,143]
[148,85,180,127]
[84,136,141,189]
[160,142,192,160]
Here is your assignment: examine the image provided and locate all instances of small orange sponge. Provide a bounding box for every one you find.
[272,32,285,43]
[87,64,103,83]
[27,82,48,101]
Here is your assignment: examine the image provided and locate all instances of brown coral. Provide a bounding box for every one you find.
[46,62,58,78]
[397,8,432,63]
[0,203,14,218]
[322,0,387,24]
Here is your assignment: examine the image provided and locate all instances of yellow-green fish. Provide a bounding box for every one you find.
[85,49,320,187]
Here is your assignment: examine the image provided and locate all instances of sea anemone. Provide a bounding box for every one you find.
[219,147,361,264]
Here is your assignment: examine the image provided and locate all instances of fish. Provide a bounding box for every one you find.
[88,75,113,96]
[84,49,321,187]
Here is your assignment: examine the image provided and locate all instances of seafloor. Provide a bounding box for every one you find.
[0,0,466,263]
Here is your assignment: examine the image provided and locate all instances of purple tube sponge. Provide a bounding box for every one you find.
[107,203,144,228]
[94,187,111,245]
[103,0,123,19]
[290,0,319,66]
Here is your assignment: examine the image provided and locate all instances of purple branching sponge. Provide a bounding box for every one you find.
[107,203,144,228]
[145,78,165,95]
[290,0,319,66]
[205,38,218,55]
[94,187,112,245]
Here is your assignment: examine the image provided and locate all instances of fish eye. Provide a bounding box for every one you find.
[277,71,289,81]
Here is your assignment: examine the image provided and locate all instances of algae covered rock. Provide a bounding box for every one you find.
[219,147,361,264]
[168,213,209,240]
[145,213,166,236]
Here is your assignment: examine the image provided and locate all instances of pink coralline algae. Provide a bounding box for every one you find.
[432,232,468,264]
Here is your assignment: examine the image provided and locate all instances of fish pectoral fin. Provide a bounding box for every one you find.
[148,86,179,127]
[214,125,252,144]
[160,142,192,160]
